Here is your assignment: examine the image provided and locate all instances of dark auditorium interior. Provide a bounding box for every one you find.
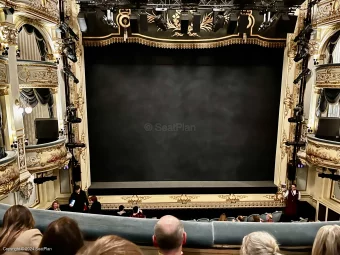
[0,0,340,254]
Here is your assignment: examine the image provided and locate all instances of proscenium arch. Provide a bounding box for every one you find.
[14,18,55,55]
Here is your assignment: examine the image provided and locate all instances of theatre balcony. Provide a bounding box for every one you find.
[25,139,69,175]
[306,134,340,169]
[0,151,19,196]
[315,0,340,27]
[17,60,58,91]
[316,64,340,89]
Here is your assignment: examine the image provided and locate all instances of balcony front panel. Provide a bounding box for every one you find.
[306,134,340,169]
[315,64,340,89]
[17,60,58,90]
[316,0,340,26]
[0,0,59,24]
[26,139,69,174]
[0,151,19,196]
[0,57,9,95]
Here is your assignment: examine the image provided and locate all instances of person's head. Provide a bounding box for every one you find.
[52,201,60,209]
[39,216,84,255]
[237,215,244,222]
[74,185,81,194]
[133,206,139,214]
[219,213,227,221]
[312,225,340,255]
[241,231,281,255]
[153,215,186,254]
[253,215,261,222]
[119,205,125,211]
[291,184,297,191]
[0,205,35,253]
[77,235,143,255]
[90,196,97,202]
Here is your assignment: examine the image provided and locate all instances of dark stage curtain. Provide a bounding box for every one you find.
[318,89,340,114]
[327,31,340,64]
[21,24,47,61]
[20,88,54,118]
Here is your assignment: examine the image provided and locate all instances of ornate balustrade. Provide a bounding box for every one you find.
[315,64,340,89]
[0,0,59,24]
[0,57,9,96]
[17,60,58,91]
[25,139,70,174]
[306,134,340,169]
[0,151,19,196]
[316,0,340,26]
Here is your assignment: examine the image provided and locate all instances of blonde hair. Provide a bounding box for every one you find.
[241,231,281,255]
[312,225,340,255]
[77,235,143,255]
[219,213,227,221]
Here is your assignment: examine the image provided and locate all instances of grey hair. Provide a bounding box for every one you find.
[241,231,281,255]
[312,225,340,255]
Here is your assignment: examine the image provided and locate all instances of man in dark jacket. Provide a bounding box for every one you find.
[69,185,89,213]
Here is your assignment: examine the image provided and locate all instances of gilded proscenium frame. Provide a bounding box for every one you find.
[0,57,9,95]
[17,62,58,90]
[0,0,59,24]
[315,64,340,88]
[91,194,285,210]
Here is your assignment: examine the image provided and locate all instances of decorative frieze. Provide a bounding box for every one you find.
[316,0,340,27]
[0,151,20,196]
[316,64,340,88]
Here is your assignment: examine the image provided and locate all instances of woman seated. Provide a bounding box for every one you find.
[0,205,42,255]
[236,215,245,222]
[241,231,281,255]
[219,213,227,221]
[312,225,340,255]
[77,235,143,255]
[49,201,61,211]
[131,206,146,218]
[39,217,84,255]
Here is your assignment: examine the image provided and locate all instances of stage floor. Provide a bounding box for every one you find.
[88,181,277,195]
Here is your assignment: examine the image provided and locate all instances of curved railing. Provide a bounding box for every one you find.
[316,64,340,89]
[17,60,58,91]
[306,134,340,169]
[0,203,339,252]
[25,139,69,174]
[0,151,19,196]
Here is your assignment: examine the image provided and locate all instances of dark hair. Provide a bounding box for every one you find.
[51,200,59,208]
[253,215,261,222]
[74,185,81,191]
[0,205,35,254]
[119,205,125,211]
[90,196,97,202]
[133,206,139,213]
[39,217,84,255]
[291,184,297,187]
[77,235,143,255]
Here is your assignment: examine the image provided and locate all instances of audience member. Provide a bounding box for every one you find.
[241,231,281,255]
[266,214,273,223]
[77,235,143,255]
[219,213,227,221]
[253,215,262,222]
[69,185,89,213]
[39,216,84,255]
[131,206,146,218]
[284,184,300,222]
[236,216,245,222]
[117,205,127,216]
[49,201,60,211]
[153,215,186,255]
[312,225,340,255]
[0,205,42,255]
[89,196,101,214]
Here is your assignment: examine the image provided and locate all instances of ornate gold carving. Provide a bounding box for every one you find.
[17,137,27,172]
[18,181,34,200]
[264,186,285,203]
[316,0,340,27]
[316,64,340,88]
[0,22,18,46]
[83,36,285,49]
[0,58,9,95]
[0,155,20,196]
[169,194,199,204]
[309,39,320,56]
[280,130,289,160]
[218,194,247,203]
[26,140,69,174]
[17,63,58,89]
[283,85,293,117]
[121,195,151,204]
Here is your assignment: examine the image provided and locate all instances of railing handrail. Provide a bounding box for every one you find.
[17,59,57,67]
[307,134,340,146]
[316,63,340,69]
[0,151,17,165]
[26,138,66,150]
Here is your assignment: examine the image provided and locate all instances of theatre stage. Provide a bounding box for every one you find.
[88,181,277,195]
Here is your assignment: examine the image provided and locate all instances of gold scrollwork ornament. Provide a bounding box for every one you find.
[0,24,18,46]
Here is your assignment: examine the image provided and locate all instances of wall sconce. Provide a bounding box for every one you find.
[15,99,32,114]
[11,141,17,149]
[25,138,28,146]
[1,46,9,56]
[313,58,319,65]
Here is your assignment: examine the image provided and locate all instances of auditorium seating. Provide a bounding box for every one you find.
[0,203,339,249]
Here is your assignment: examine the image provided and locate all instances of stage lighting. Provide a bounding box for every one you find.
[154,15,167,31]
[103,9,118,28]
[288,115,304,123]
[66,143,86,148]
[293,68,311,84]
[67,105,82,123]
[258,12,280,31]
[285,141,305,147]
[34,176,57,184]
[58,22,79,41]
[78,12,88,32]
[294,24,313,42]
[213,14,225,32]
[63,67,79,84]
[294,41,309,62]
[318,172,340,181]
[63,40,77,63]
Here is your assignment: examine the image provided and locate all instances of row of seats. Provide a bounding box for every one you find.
[190,211,283,222]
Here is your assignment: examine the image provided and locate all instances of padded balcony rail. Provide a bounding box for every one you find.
[25,138,70,174]
[0,151,19,196]
[316,64,340,89]
[0,203,339,249]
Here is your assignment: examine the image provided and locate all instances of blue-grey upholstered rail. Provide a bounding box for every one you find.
[0,203,339,247]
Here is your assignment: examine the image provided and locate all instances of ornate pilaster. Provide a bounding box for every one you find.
[0,22,18,46]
